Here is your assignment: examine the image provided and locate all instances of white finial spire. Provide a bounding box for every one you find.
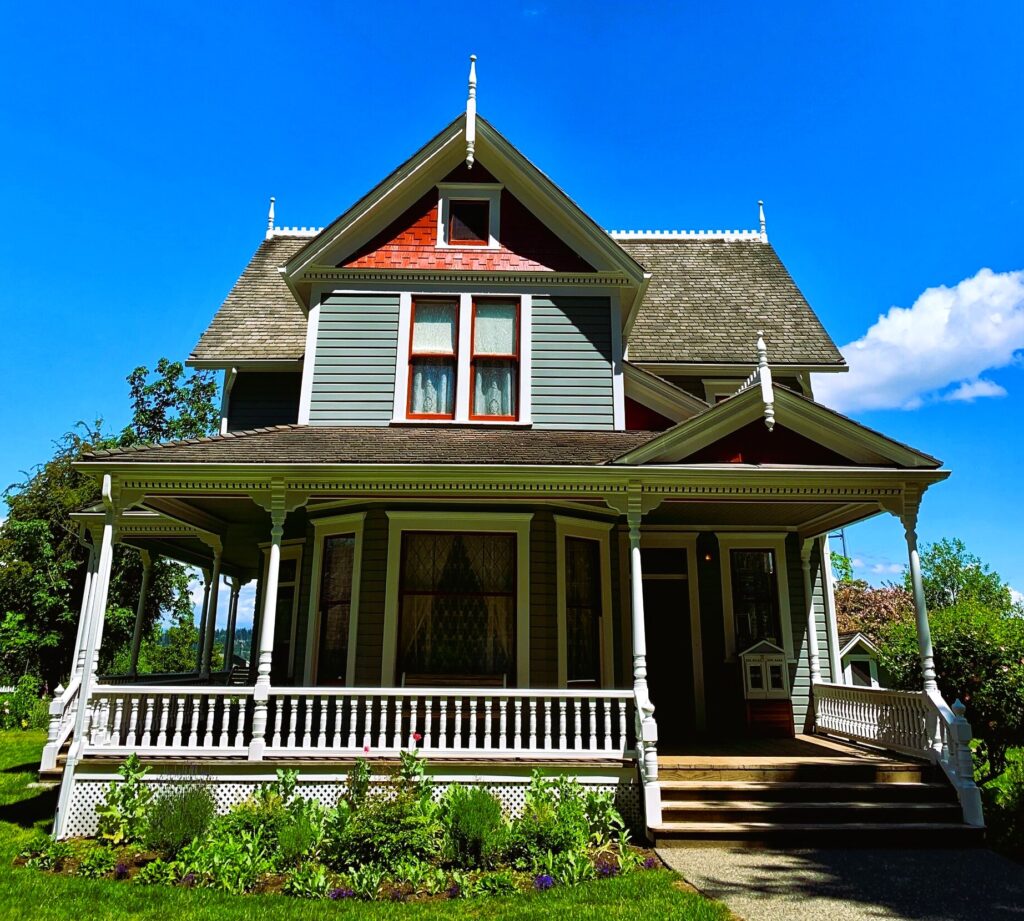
[265,197,276,240]
[465,54,477,168]
[756,330,775,430]
[758,200,768,243]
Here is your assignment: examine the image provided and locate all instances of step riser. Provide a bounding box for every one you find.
[655,828,983,849]
[659,768,930,783]
[661,786,955,804]
[661,805,963,824]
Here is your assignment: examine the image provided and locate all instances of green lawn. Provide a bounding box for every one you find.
[0,731,728,921]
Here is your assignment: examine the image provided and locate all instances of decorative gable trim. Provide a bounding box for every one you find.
[613,386,941,469]
[622,362,707,423]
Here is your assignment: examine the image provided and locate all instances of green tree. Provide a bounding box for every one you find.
[906,537,1014,613]
[830,552,855,583]
[0,362,218,685]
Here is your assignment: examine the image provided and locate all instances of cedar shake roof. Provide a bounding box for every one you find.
[189,235,844,368]
[190,235,309,363]
[82,425,658,466]
[617,239,844,367]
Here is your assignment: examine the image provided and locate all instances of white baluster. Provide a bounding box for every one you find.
[332,698,342,749]
[438,696,448,751]
[498,696,508,750]
[189,695,201,748]
[528,698,537,750]
[157,695,171,747]
[218,697,231,748]
[234,697,246,748]
[302,696,313,748]
[127,696,141,747]
[603,698,613,751]
[617,699,627,752]
[558,698,567,750]
[347,697,358,749]
[588,698,598,751]
[408,697,419,749]
[172,695,185,747]
[111,695,125,747]
[573,698,582,750]
[376,696,387,750]
[204,697,215,748]
[513,697,522,750]
[424,696,434,750]
[286,696,298,749]
[468,697,478,750]
[482,697,492,749]
[271,696,284,749]
[391,697,402,750]
[543,697,552,750]
[454,697,463,749]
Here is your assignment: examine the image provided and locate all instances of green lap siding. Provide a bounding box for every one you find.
[531,296,615,429]
[310,293,401,424]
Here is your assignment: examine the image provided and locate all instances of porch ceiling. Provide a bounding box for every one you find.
[645,497,883,537]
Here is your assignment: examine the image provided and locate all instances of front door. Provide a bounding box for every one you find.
[641,548,695,749]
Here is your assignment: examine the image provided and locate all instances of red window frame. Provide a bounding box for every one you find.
[447,199,490,246]
[406,297,458,420]
[469,298,520,421]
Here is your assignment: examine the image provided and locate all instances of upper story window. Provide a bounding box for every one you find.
[436,183,501,248]
[400,294,526,424]
[471,300,519,420]
[408,299,458,419]
[449,200,490,245]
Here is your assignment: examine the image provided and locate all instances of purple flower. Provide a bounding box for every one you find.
[595,858,619,878]
[113,862,129,881]
[181,871,197,888]
[642,856,659,870]
[447,883,461,899]
[533,874,555,891]
[329,887,355,900]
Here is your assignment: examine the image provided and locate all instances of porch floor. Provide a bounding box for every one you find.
[659,733,925,769]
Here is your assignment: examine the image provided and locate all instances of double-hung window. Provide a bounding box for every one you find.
[471,299,519,420]
[403,295,522,422]
[407,299,458,419]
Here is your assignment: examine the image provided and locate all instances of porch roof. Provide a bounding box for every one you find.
[80,425,659,466]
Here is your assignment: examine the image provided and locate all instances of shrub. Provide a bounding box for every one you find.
[0,675,48,730]
[477,869,519,895]
[325,791,439,871]
[76,844,117,879]
[21,837,74,871]
[984,749,1024,858]
[135,858,180,885]
[176,824,275,894]
[282,862,331,899]
[144,783,215,855]
[507,773,590,867]
[278,804,328,866]
[442,785,508,867]
[95,754,153,845]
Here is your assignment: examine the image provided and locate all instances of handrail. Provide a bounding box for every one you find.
[40,674,83,771]
[813,681,983,826]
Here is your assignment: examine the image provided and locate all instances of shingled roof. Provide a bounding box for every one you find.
[190,235,309,364]
[618,239,844,367]
[188,234,845,368]
[81,425,657,466]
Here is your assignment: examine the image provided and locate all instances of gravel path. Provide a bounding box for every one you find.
[657,847,1024,921]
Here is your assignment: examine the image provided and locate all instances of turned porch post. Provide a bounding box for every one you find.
[71,541,99,680]
[224,578,242,668]
[901,491,938,692]
[200,547,223,678]
[194,569,212,672]
[250,500,286,759]
[801,538,822,685]
[127,550,153,678]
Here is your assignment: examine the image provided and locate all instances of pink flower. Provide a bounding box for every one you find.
[413,732,422,742]
[363,745,370,753]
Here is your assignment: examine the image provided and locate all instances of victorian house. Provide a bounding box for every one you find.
[47,61,983,844]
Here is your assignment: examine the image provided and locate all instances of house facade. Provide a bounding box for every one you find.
[47,64,983,842]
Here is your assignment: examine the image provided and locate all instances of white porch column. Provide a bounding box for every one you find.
[127,550,153,678]
[626,497,659,786]
[194,570,212,672]
[801,538,822,685]
[200,548,223,678]
[55,475,119,837]
[71,541,99,680]
[249,501,286,760]
[224,578,242,668]
[902,495,938,692]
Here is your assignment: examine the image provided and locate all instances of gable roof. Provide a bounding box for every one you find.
[618,238,844,368]
[613,383,941,469]
[838,632,880,657]
[80,424,658,466]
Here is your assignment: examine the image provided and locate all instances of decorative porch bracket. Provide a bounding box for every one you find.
[247,482,309,760]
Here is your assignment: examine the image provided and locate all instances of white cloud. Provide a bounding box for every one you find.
[1011,587,1024,607]
[815,267,1024,413]
[870,562,903,576]
[236,583,257,629]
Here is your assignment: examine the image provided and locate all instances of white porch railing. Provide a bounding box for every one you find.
[79,685,636,761]
[40,675,82,771]
[813,682,984,826]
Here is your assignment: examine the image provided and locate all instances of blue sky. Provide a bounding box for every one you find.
[2,2,1023,620]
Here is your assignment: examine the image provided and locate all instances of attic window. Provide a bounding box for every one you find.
[449,200,489,245]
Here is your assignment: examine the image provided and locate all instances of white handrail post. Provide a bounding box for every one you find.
[128,550,153,678]
[200,546,223,679]
[249,495,286,760]
[55,474,119,838]
[951,699,985,826]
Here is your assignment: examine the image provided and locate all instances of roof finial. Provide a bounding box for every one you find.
[266,197,276,240]
[465,54,477,168]
[756,331,775,430]
[758,200,768,243]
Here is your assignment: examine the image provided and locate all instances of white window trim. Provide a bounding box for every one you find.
[843,654,880,688]
[435,183,502,249]
[258,540,304,681]
[303,513,366,686]
[703,379,745,404]
[392,292,532,426]
[638,532,705,731]
[554,516,615,689]
[219,367,237,435]
[381,511,533,687]
[716,533,795,664]
[297,290,321,425]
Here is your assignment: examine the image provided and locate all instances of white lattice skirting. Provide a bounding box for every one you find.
[60,762,641,839]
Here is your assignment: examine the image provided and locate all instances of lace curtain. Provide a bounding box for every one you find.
[472,302,517,417]
[410,301,457,415]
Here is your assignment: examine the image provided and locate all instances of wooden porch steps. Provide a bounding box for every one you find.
[652,744,984,848]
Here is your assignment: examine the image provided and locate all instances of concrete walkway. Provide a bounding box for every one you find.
[658,847,1024,920]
